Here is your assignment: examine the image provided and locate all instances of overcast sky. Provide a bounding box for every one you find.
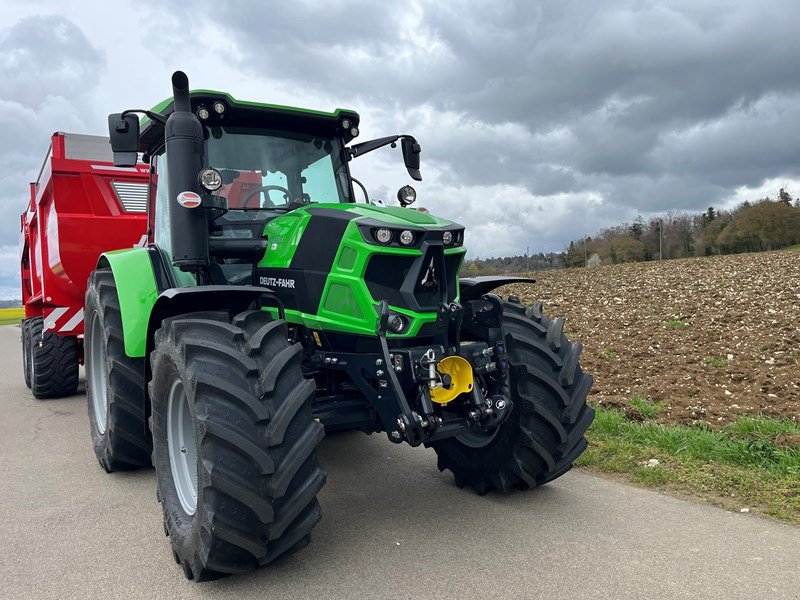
[1,0,799,298]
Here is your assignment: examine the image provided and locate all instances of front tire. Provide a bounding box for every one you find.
[85,268,151,471]
[149,310,325,581]
[433,299,594,494]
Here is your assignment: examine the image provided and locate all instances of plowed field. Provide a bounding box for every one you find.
[503,249,800,427]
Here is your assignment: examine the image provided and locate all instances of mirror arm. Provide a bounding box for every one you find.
[347,134,417,161]
[121,109,168,125]
[347,135,399,160]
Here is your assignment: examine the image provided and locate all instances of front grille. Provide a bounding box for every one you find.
[365,254,415,308]
[111,181,148,213]
[365,247,462,312]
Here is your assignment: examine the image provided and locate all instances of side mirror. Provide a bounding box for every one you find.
[401,137,422,181]
[107,113,139,167]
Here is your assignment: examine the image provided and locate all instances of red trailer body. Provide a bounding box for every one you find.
[20,132,148,359]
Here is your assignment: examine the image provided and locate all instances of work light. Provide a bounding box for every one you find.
[199,168,223,191]
[350,127,359,137]
[341,118,351,129]
[397,185,416,206]
[213,101,225,114]
[196,107,209,120]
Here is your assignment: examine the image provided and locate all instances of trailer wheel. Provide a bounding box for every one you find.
[28,316,79,399]
[85,268,151,471]
[21,319,32,389]
[149,310,325,581]
[433,299,594,494]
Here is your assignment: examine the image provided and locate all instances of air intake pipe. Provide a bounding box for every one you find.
[165,70,208,271]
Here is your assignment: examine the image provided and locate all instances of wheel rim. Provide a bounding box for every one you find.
[167,378,198,515]
[89,312,109,434]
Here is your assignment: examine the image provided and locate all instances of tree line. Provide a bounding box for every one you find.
[463,189,800,275]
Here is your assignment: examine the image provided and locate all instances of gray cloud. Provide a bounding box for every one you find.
[1,1,800,298]
[0,15,105,296]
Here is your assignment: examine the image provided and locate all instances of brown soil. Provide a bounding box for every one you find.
[501,249,800,427]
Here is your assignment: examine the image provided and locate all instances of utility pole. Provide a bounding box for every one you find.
[659,219,663,260]
[584,237,588,267]
[526,246,530,273]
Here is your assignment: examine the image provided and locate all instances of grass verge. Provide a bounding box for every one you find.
[576,406,800,524]
[0,307,24,326]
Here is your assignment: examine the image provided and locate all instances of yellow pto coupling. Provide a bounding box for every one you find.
[429,355,474,405]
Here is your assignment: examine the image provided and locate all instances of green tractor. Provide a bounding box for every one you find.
[88,71,594,581]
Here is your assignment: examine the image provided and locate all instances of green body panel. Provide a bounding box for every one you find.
[259,203,465,337]
[99,248,158,358]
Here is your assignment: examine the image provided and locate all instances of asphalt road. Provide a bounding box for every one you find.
[1,325,798,600]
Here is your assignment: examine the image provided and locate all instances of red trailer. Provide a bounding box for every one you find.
[20,132,148,398]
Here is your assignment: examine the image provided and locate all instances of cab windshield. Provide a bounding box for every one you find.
[205,126,352,209]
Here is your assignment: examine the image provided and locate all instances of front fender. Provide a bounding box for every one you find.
[98,248,159,358]
[458,276,536,302]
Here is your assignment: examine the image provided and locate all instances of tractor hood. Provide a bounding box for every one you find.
[295,202,457,228]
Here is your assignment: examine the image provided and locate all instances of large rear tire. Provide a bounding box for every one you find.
[85,268,151,471]
[433,298,594,494]
[149,310,325,581]
[28,316,79,399]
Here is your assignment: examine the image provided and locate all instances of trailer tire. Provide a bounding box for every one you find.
[433,299,594,494]
[85,268,151,471]
[28,316,79,399]
[149,309,325,581]
[21,319,32,389]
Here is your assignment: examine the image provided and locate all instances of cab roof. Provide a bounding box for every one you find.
[139,89,360,153]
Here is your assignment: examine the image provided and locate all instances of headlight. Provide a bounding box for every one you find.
[443,231,453,245]
[397,185,416,206]
[388,314,407,333]
[196,107,209,120]
[199,168,223,191]
[375,228,393,244]
[399,230,414,246]
[213,101,225,114]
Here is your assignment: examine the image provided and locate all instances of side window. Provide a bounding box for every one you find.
[153,152,172,257]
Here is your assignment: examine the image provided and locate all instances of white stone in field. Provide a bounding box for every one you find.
[645,459,660,468]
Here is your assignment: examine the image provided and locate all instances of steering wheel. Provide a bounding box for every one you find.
[241,185,291,209]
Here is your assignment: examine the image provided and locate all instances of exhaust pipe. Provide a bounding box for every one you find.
[165,70,208,271]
